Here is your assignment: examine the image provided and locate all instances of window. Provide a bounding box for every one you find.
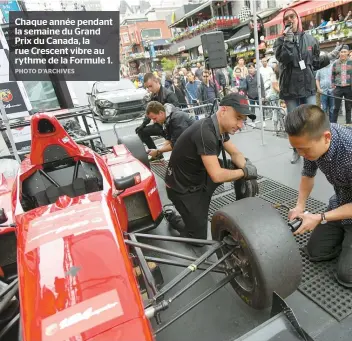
[22,81,60,111]
[267,0,276,7]
[267,24,280,36]
[121,33,130,44]
[141,28,161,40]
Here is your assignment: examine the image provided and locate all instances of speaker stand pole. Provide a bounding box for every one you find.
[252,0,265,146]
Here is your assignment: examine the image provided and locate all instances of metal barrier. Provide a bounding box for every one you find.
[181,99,219,120]
[247,101,288,137]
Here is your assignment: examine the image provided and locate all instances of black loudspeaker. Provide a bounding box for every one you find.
[201,31,227,69]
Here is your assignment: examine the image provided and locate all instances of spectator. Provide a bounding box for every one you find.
[326,17,335,26]
[267,63,281,133]
[245,63,265,126]
[185,71,201,104]
[273,7,340,163]
[235,57,249,78]
[215,68,230,95]
[232,67,247,96]
[331,45,352,124]
[169,76,188,108]
[197,69,219,104]
[316,62,335,122]
[260,57,275,99]
[194,62,203,81]
[317,18,328,28]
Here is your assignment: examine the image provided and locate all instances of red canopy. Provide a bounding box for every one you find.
[264,0,352,28]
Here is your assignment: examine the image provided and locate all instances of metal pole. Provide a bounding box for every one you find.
[0,100,21,163]
[252,0,265,146]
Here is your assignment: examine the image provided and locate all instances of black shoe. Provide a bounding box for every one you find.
[163,205,185,234]
[291,150,300,164]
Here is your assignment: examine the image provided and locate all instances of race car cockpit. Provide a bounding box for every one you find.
[20,115,104,211]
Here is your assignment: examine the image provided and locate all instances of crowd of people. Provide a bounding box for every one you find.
[129,4,352,289]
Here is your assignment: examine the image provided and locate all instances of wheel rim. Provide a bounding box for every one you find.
[221,231,255,293]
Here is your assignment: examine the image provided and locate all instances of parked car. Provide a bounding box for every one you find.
[87,80,149,122]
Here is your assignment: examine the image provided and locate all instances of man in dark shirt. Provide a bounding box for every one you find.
[135,73,179,156]
[286,104,352,287]
[197,69,219,104]
[165,93,258,240]
[144,101,194,159]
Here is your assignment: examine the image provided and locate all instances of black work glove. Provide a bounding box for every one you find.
[235,178,259,200]
[242,163,258,180]
[135,125,145,134]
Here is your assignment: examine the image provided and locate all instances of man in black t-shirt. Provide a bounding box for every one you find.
[165,93,258,240]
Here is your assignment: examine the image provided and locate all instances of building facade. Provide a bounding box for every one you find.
[120,19,175,75]
[166,0,287,67]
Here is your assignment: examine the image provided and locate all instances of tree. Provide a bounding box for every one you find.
[161,58,177,72]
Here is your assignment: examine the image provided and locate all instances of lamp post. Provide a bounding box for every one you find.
[252,0,265,146]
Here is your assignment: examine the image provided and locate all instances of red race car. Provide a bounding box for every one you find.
[0,112,305,341]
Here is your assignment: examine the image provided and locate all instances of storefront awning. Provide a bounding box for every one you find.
[225,25,250,44]
[169,0,212,27]
[264,0,352,28]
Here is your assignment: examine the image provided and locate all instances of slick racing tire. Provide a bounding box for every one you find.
[211,197,302,310]
[119,135,150,169]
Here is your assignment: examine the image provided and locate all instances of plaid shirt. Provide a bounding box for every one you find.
[331,59,352,87]
[302,124,352,225]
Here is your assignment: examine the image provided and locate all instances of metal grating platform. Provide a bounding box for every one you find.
[150,160,169,180]
[300,267,352,321]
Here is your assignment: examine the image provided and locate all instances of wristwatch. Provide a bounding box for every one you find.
[320,212,328,224]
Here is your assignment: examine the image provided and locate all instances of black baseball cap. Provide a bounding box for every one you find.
[220,93,256,120]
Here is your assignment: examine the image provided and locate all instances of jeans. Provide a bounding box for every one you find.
[332,86,352,124]
[320,91,335,122]
[285,95,316,114]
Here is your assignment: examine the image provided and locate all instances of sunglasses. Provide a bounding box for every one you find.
[203,75,209,77]
[284,14,296,21]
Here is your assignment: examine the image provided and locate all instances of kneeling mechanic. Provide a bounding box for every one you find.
[164,93,258,240]
[145,101,195,159]
[286,104,352,287]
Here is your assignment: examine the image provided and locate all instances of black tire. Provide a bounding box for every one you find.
[211,197,302,310]
[119,135,150,169]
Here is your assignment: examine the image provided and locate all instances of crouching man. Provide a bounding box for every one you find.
[146,101,195,160]
[286,104,352,287]
[164,93,258,240]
